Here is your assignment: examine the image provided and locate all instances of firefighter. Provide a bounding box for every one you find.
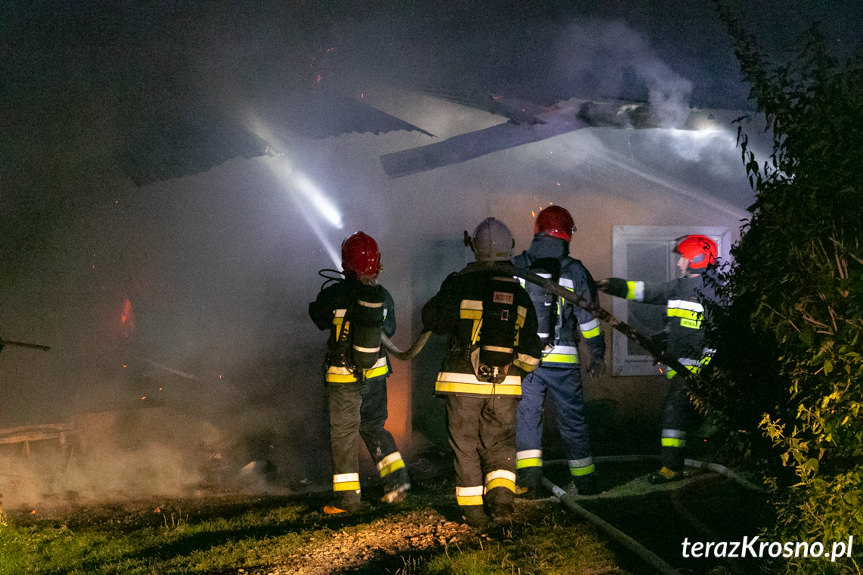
[597,234,718,483]
[309,231,410,514]
[513,206,606,498]
[421,218,542,529]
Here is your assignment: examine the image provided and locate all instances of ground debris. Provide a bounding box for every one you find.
[269,508,473,575]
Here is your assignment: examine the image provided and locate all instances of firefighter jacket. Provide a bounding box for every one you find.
[309,277,396,383]
[421,263,542,398]
[513,235,605,368]
[605,272,716,378]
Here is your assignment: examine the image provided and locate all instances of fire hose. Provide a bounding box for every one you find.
[381,331,431,360]
[541,456,762,574]
[543,474,680,575]
[476,261,698,381]
[382,261,697,381]
[1,339,51,351]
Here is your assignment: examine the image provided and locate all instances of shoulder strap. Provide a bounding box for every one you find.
[527,257,562,346]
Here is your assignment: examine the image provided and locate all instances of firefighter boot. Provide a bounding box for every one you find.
[381,481,411,505]
[381,466,411,505]
[572,473,599,496]
[515,466,544,499]
[486,486,515,524]
[324,491,361,515]
[648,466,683,484]
[461,505,490,531]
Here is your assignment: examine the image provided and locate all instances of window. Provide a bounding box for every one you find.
[610,225,731,376]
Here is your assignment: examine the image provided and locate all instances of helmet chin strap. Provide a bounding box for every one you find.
[463,230,474,251]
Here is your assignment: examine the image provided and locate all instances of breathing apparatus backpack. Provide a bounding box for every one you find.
[523,257,562,349]
[334,282,386,376]
[470,276,521,384]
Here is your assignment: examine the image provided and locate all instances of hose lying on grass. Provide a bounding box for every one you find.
[540,456,763,575]
[546,455,763,492]
[542,475,680,575]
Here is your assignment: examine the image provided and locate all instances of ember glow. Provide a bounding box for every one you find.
[120,297,135,336]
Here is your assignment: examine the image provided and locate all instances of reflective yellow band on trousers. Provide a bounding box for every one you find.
[517,449,543,469]
[485,469,516,493]
[569,457,595,476]
[661,429,686,448]
[456,485,484,506]
[377,451,406,478]
[333,472,361,492]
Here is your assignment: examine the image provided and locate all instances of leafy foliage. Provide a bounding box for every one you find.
[692,3,863,572]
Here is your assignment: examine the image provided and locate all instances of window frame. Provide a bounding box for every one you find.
[610,225,731,376]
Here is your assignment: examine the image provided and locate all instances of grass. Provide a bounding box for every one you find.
[420,515,627,575]
[0,477,637,575]
[0,456,772,575]
[0,498,301,574]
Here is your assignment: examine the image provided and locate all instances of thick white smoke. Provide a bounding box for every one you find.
[554,20,694,127]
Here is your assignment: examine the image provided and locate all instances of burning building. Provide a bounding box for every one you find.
[0,2,802,506]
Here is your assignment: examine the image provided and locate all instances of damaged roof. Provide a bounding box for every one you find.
[116,92,434,186]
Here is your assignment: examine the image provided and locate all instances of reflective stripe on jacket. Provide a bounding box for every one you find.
[309,278,396,383]
[422,265,542,398]
[620,274,716,366]
[513,241,605,369]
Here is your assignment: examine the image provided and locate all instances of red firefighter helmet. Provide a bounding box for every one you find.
[534,205,575,242]
[341,232,381,279]
[674,235,717,269]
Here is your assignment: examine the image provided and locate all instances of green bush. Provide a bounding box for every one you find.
[690,4,863,573]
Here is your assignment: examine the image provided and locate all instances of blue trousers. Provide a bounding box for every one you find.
[516,366,594,483]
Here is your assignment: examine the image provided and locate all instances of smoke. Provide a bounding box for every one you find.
[0,152,335,508]
[0,3,766,511]
[553,20,694,128]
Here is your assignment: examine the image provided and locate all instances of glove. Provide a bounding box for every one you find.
[597,277,628,298]
[588,357,606,378]
[651,330,669,351]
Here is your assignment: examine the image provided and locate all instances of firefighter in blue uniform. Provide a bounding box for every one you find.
[598,234,718,483]
[309,231,410,514]
[422,218,542,529]
[513,206,606,497]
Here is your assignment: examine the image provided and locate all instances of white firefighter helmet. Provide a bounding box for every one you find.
[470,217,514,262]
